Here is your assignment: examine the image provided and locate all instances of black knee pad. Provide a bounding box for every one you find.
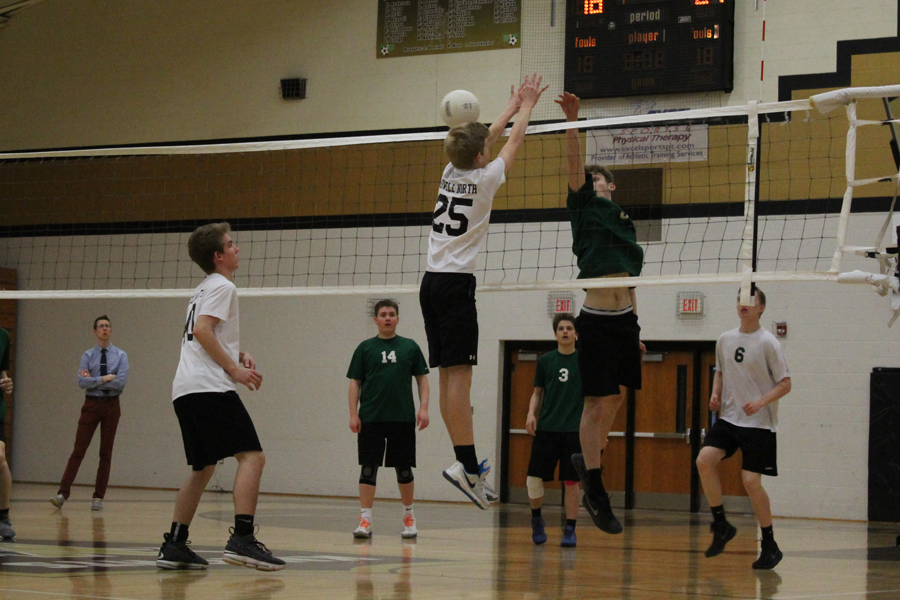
[395,465,414,484]
[359,464,379,486]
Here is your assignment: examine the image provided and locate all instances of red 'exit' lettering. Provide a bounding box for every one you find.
[683,299,699,312]
[556,299,572,313]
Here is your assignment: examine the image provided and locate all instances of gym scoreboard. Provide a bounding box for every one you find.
[564,0,735,99]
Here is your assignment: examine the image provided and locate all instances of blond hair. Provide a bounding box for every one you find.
[444,122,490,169]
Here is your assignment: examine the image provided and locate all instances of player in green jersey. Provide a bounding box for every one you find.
[556,92,645,535]
[348,299,430,539]
[525,313,583,548]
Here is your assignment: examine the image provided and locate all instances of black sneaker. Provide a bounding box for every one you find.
[582,491,623,534]
[752,541,783,570]
[0,516,15,540]
[223,528,286,571]
[156,533,209,570]
[705,521,737,558]
[571,453,622,534]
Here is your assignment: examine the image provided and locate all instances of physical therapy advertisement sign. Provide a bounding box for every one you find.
[586,125,708,165]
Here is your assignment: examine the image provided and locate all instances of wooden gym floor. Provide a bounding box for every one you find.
[1,483,899,600]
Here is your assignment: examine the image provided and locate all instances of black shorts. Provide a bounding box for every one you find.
[173,391,263,471]
[703,418,778,476]
[358,421,416,468]
[526,430,583,482]
[0,419,5,445]
[576,308,642,397]
[419,271,478,368]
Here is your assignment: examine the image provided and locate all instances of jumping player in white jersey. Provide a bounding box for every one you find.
[156,222,285,571]
[420,73,547,509]
[697,287,791,570]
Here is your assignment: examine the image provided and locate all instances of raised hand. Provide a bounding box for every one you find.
[555,92,580,121]
[519,73,549,107]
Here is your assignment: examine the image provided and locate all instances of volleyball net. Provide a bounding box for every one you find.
[0,85,898,302]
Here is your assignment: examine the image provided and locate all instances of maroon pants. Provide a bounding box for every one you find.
[58,397,121,500]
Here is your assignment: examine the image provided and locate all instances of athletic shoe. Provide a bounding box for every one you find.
[223,528,286,571]
[752,541,783,570]
[354,516,373,539]
[705,520,737,558]
[531,516,547,545]
[442,461,490,510]
[582,492,623,534]
[561,525,577,548]
[0,516,15,540]
[92,498,103,511]
[483,480,498,502]
[448,461,499,501]
[479,460,499,502]
[50,494,65,509]
[401,514,417,539]
[570,454,622,534]
[156,533,209,570]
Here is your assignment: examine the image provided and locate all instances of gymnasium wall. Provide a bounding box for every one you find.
[1,0,900,522]
[0,0,896,151]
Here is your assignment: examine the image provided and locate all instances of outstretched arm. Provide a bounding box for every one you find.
[555,92,584,191]
[484,83,524,152]
[497,73,548,172]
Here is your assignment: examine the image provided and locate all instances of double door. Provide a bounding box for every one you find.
[500,341,748,511]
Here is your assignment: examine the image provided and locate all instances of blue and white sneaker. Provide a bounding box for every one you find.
[442,461,490,509]
[478,460,499,502]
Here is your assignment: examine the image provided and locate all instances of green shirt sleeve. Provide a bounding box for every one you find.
[534,353,547,388]
[347,341,366,381]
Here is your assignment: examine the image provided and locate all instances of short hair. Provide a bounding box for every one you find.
[188,222,231,274]
[552,312,576,333]
[444,122,490,169]
[585,165,615,185]
[93,315,111,329]
[373,299,399,317]
[737,287,767,306]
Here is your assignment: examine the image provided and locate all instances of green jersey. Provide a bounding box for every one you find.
[533,349,583,432]
[567,177,644,279]
[0,328,8,421]
[347,335,429,423]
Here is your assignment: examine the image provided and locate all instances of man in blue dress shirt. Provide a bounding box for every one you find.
[50,315,129,511]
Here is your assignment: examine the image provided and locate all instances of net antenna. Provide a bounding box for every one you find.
[819,86,900,325]
[2,85,900,320]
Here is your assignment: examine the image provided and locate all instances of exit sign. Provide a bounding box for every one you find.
[555,298,573,313]
[547,292,576,318]
[676,292,704,318]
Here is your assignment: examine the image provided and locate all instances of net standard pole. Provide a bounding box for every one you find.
[740,101,761,305]
[751,110,763,295]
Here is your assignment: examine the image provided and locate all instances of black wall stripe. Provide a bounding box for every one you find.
[778,1,900,101]
[1,197,894,239]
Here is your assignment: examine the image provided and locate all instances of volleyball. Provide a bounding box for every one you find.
[440,90,480,128]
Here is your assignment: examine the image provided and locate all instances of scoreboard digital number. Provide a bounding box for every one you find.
[564,0,735,99]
